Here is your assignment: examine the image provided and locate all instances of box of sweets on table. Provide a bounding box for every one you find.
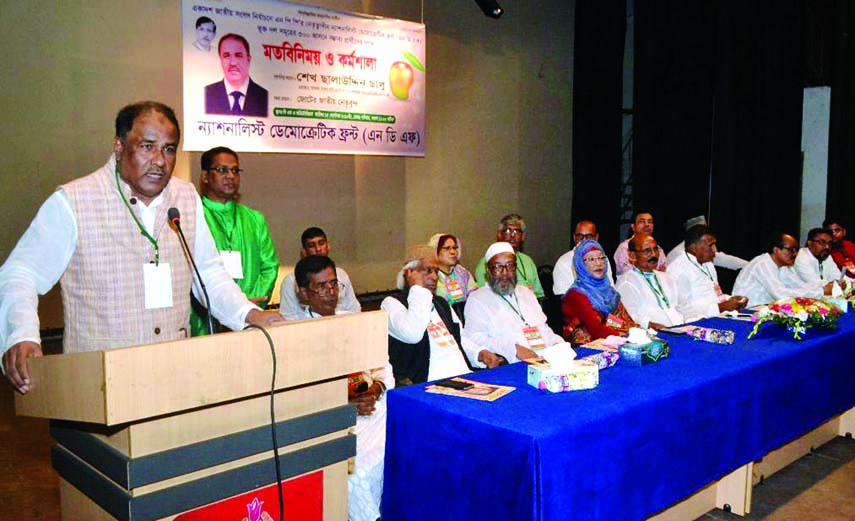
[526,358,599,393]
[619,337,670,367]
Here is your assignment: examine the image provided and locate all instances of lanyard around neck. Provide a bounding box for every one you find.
[635,268,670,308]
[686,251,713,281]
[500,291,528,325]
[115,166,159,264]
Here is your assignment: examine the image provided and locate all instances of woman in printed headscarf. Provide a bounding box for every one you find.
[562,239,636,344]
[428,233,479,320]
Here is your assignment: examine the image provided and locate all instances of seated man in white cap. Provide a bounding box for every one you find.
[616,233,684,329]
[666,215,748,270]
[381,245,478,387]
[465,242,567,365]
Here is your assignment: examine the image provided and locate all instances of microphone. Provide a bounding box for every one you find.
[169,207,215,336]
[168,207,181,227]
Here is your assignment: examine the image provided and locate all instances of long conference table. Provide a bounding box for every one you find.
[382,313,855,521]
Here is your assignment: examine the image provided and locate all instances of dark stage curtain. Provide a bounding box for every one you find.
[634,0,804,262]
[827,1,855,224]
[571,0,626,254]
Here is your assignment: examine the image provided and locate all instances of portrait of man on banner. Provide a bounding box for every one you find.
[205,33,269,117]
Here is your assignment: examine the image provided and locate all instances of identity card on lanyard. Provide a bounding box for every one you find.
[502,293,545,349]
[144,263,173,309]
[445,277,465,302]
[427,320,459,349]
[220,250,244,279]
[522,325,546,349]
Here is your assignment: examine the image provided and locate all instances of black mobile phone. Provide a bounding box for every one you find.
[433,378,474,391]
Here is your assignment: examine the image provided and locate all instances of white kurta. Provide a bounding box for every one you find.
[381,285,474,380]
[667,252,727,322]
[666,241,748,270]
[794,247,841,286]
[733,253,823,306]
[616,269,684,328]
[464,285,565,362]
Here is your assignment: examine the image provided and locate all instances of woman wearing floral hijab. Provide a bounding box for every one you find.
[562,239,636,344]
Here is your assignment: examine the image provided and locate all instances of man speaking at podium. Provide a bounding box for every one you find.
[0,101,283,394]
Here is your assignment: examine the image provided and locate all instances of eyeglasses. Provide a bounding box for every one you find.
[209,166,243,176]
[500,228,523,237]
[583,255,608,265]
[810,239,831,247]
[488,263,517,274]
[440,245,459,252]
[306,279,341,297]
[778,245,798,254]
[635,247,657,256]
[574,233,596,242]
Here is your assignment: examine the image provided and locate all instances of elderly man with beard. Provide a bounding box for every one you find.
[616,233,683,330]
[465,242,567,366]
[794,228,842,289]
[381,245,477,386]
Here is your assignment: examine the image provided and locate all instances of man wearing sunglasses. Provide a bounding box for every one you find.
[190,146,280,335]
[733,232,829,306]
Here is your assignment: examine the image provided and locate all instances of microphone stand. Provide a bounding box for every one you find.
[169,208,215,336]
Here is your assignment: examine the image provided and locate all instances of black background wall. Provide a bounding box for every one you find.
[574,0,855,272]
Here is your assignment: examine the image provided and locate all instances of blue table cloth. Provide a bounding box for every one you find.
[382,314,855,521]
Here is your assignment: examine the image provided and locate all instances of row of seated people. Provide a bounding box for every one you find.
[282,214,855,521]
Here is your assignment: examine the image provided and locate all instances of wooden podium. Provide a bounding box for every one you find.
[15,311,388,520]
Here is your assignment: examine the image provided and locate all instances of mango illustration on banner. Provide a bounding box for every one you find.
[390,51,425,100]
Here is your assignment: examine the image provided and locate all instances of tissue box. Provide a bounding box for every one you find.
[527,359,599,393]
[619,338,670,366]
[583,350,620,370]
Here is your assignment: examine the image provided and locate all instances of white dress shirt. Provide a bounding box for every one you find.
[279,267,361,320]
[552,248,614,297]
[733,253,823,306]
[666,251,727,322]
[0,188,256,354]
[794,247,841,287]
[381,285,474,380]
[463,284,565,363]
[666,242,749,271]
[616,269,684,329]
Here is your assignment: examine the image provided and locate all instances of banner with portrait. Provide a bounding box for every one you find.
[182,0,426,156]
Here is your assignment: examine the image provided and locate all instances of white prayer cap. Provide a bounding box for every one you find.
[684,215,707,230]
[484,242,515,262]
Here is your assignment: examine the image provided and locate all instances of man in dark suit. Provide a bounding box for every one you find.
[204,33,268,117]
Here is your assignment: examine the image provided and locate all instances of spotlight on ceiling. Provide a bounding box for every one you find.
[475,0,503,19]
